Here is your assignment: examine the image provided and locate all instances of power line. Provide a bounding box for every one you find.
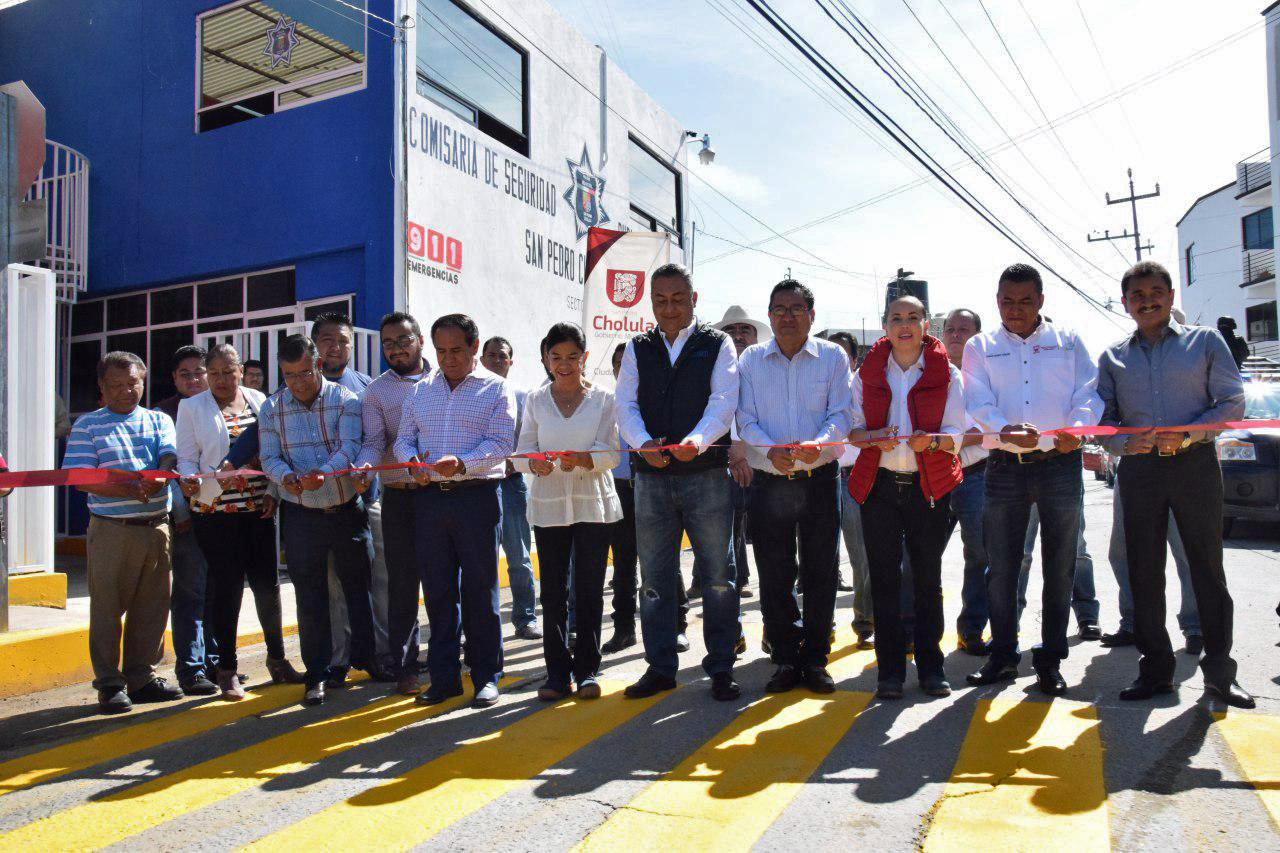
[700,19,1260,265]
[1073,0,1147,160]
[818,0,1124,293]
[739,0,1124,325]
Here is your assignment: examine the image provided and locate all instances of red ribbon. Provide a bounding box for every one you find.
[5,420,1276,490]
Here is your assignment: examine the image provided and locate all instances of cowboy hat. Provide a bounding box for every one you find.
[713,305,771,341]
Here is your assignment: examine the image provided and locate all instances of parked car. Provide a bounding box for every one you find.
[1100,447,1118,487]
[1219,381,1280,538]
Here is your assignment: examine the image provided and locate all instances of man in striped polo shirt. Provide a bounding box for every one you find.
[62,351,185,714]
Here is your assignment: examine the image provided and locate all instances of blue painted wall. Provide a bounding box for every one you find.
[0,0,397,327]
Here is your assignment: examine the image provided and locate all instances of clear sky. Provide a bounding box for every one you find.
[547,0,1266,353]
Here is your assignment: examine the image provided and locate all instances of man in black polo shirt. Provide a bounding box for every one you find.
[615,263,741,701]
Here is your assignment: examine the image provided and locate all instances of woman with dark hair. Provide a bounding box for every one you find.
[514,322,622,700]
[177,343,302,700]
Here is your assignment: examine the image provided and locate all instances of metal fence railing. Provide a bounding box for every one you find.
[1237,148,1271,197]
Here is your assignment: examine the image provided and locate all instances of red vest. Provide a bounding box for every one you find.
[847,335,963,504]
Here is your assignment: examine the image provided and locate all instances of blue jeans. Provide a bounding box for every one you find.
[1109,484,1200,636]
[500,474,537,628]
[1018,498,1100,625]
[169,524,210,681]
[985,450,1083,669]
[949,466,989,639]
[838,470,873,632]
[635,468,738,678]
[414,481,504,690]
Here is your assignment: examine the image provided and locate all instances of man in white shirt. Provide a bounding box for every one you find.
[615,263,741,702]
[737,281,853,695]
[961,263,1102,695]
[847,296,965,700]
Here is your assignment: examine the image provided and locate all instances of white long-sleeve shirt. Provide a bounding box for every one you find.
[615,318,738,452]
[849,353,966,472]
[513,384,622,527]
[962,320,1103,453]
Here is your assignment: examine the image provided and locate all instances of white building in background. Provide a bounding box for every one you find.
[1177,147,1275,349]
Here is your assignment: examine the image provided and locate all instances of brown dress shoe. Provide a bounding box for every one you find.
[396,672,421,695]
[218,668,245,701]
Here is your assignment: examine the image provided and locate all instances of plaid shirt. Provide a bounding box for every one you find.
[259,379,362,508]
[355,368,429,484]
[393,365,516,481]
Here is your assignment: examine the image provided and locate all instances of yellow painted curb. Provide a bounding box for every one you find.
[7,573,68,608]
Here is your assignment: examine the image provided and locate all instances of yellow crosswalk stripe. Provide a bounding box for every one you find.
[0,684,480,851]
[0,683,312,797]
[247,680,664,851]
[1214,712,1280,829]
[923,698,1109,852]
[574,689,871,852]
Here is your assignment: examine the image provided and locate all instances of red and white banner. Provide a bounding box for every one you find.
[581,227,676,389]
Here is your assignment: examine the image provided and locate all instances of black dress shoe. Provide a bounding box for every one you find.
[1184,635,1204,656]
[624,668,677,699]
[675,633,691,653]
[180,674,219,696]
[1100,629,1136,648]
[1035,668,1068,696]
[854,631,874,650]
[966,661,1018,686]
[98,686,132,714]
[875,681,904,700]
[766,664,802,693]
[1079,622,1102,641]
[920,677,952,697]
[1118,679,1174,701]
[601,632,636,654]
[303,683,326,706]
[127,678,184,703]
[687,584,702,600]
[711,672,741,701]
[957,635,990,656]
[416,679,464,706]
[1205,681,1256,709]
[803,666,836,694]
[325,668,349,689]
[837,577,854,592]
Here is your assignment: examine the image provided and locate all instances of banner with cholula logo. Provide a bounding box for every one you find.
[581,227,676,389]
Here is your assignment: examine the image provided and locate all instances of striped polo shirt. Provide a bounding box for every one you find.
[62,406,176,518]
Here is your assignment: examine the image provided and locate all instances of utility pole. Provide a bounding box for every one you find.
[1087,168,1160,262]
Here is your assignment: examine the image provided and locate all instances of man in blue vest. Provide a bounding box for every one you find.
[615,263,741,701]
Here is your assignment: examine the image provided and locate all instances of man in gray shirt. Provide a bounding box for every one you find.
[1097,261,1253,708]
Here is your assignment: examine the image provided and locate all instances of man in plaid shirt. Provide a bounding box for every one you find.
[259,334,388,705]
[394,313,516,709]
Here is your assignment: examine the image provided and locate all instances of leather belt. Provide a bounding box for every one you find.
[878,469,919,488]
[91,513,167,527]
[424,478,492,492]
[756,461,838,482]
[384,481,425,491]
[990,448,1069,466]
[283,497,359,514]
[962,458,988,476]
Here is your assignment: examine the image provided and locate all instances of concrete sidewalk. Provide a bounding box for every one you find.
[0,551,537,699]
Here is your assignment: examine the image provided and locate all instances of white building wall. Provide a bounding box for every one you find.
[405,0,690,389]
[1178,185,1247,328]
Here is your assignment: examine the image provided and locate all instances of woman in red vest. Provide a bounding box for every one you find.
[847,296,966,700]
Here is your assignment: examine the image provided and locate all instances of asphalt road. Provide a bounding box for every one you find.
[0,480,1276,851]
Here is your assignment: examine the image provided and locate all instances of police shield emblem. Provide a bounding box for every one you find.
[564,145,609,240]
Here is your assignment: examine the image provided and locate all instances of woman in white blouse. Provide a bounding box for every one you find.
[176,344,302,700]
[515,323,622,701]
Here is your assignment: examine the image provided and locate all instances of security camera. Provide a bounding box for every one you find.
[698,143,716,166]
